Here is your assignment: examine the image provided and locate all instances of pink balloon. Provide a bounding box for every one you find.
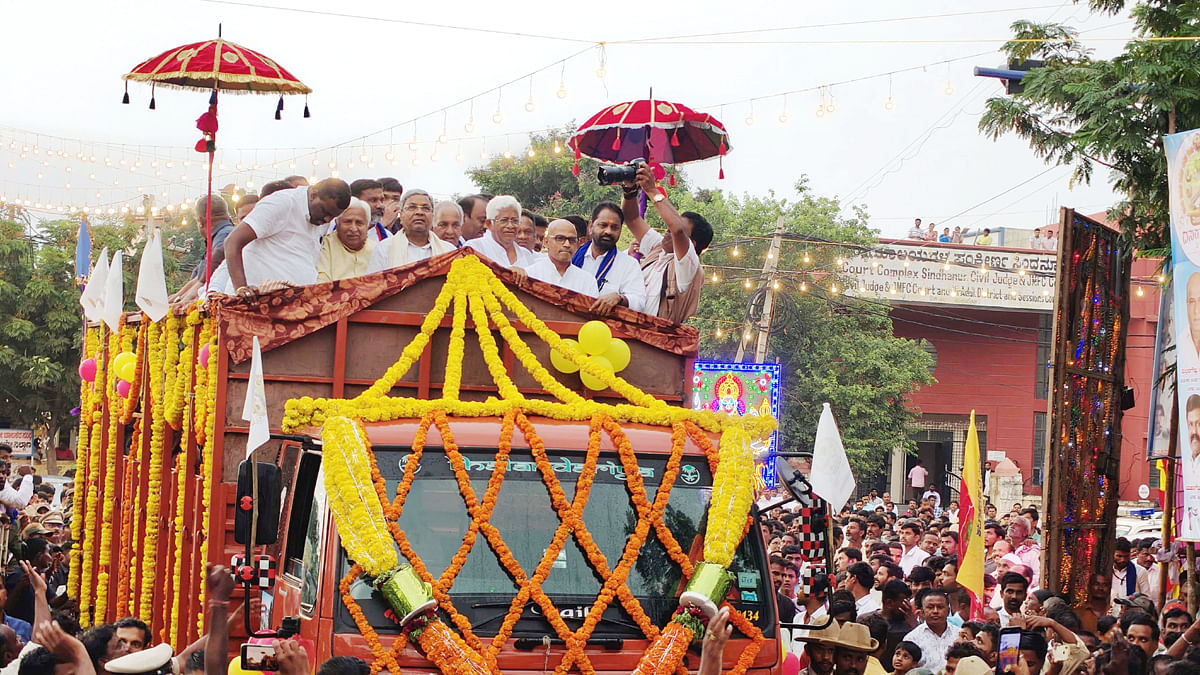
[78,358,97,383]
[783,652,800,675]
[116,379,131,398]
[199,342,211,369]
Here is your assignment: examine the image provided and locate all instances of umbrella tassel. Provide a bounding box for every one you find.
[670,129,680,147]
[275,95,284,121]
[122,82,129,105]
[718,138,726,156]
[668,171,676,187]
[303,96,311,119]
[209,90,218,106]
[719,156,725,180]
[572,160,580,176]
[611,130,621,152]
[148,85,156,110]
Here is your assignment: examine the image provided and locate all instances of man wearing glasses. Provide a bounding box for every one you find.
[368,188,457,272]
[526,219,600,297]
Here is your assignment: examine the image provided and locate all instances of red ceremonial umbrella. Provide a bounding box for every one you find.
[122,28,311,285]
[568,96,731,182]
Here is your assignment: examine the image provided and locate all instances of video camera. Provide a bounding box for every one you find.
[597,158,646,185]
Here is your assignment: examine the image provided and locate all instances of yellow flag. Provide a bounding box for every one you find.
[955,410,986,617]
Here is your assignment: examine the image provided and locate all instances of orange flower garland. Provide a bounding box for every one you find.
[196,320,218,635]
[298,256,770,675]
[631,622,693,675]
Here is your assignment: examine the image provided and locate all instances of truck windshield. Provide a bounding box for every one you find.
[335,447,773,638]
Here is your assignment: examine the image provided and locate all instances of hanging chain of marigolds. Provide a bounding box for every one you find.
[138,319,168,621]
[68,327,99,600]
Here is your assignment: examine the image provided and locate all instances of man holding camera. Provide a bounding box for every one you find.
[621,164,713,324]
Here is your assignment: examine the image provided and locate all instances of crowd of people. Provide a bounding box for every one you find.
[169,164,714,326]
[904,218,1058,251]
[754,488,1200,674]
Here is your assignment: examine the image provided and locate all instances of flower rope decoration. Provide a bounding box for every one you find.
[68,326,99,601]
[138,320,168,621]
[93,325,124,624]
[196,317,218,635]
[294,255,769,675]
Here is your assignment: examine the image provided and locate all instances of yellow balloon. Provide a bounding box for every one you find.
[117,360,137,383]
[577,321,612,355]
[580,355,613,391]
[112,352,135,375]
[603,338,631,372]
[550,339,581,374]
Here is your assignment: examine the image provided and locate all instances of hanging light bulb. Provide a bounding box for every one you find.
[1137,286,1145,297]
[732,245,740,257]
[524,96,535,113]
[595,65,606,78]
[492,109,504,125]
[712,271,720,282]
[429,151,439,163]
[831,284,838,294]
[455,148,464,163]
[557,81,567,99]
[744,100,756,126]
[884,96,895,111]
[553,141,562,154]
[359,151,370,163]
[385,147,395,161]
[772,280,780,290]
[715,327,723,338]
[836,256,845,266]
[802,251,811,264]
[944,81,955,96]
[527,148,536,158]
[800,281,808,292]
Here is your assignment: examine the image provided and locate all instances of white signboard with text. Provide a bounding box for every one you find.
[845,241,1058,311]
[0,429,33,459]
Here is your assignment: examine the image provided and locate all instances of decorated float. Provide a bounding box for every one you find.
[69,250,783,674]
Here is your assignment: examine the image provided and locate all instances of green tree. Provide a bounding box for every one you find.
[0,207,201,453]
[469,148,934,477]
[979,1,1200,252]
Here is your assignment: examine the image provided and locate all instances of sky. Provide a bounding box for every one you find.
[0,0,1138,238]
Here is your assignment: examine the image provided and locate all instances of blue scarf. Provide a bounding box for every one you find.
[571,241,617,291]
[1124,561,1137,597]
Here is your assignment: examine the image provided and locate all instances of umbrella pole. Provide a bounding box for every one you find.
[204,148,214,288]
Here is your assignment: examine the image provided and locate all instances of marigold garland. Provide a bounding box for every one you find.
[138,320,168,621]
[196,321,217,635]
[162,315,183,428]
[93,326,123,624]
[168,329,197,648]
[298,255,770,675]
[68,327,99,600]
[78,324,110,627]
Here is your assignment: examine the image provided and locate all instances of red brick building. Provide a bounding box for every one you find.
[848,233,1162,503]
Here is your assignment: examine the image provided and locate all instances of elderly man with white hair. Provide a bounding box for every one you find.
[317,197,375,282]
[432,200,466,247]
[466,195,536,272]
[368,189,457,272]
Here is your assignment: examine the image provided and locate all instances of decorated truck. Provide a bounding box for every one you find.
[69,250,781,674]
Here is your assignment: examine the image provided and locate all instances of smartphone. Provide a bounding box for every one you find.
[241,643,279,671]
[996,627,1021,674]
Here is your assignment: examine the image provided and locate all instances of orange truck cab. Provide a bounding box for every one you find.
[72,251,784,675]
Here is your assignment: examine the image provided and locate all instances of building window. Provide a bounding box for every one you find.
[1032,412,1046,486]
[1036,314,1052,400]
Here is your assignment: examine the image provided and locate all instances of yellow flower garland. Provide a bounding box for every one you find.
[196,320,218,635]
[78,324,110,628]
[296,255,771,675]
[68,327,98,600]
[138,319,168,621]
[93,326,125,624]
[168,323,197,648]
[163,314,187,429]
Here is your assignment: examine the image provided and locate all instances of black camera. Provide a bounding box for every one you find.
[597,158,645,185]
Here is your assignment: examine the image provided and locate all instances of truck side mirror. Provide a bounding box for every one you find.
[235,460,281,546]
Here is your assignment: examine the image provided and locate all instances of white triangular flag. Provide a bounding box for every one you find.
[100,250,124,332]
[79,248,109,321]
[810,402,856,512]
[135,229,169,322]
[242,336,270,457]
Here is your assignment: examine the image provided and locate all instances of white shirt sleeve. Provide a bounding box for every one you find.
[242,189,300,240]
[638,229,700,294]
[616,257,648,313]
[366,238,393,274]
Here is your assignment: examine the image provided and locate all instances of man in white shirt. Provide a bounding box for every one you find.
[349,178,395,241]
[526,220,599,298]
[368,189,456,272]
[846,562,881,616]
[0,466,33,510]
[897,519,930,575]
[223,178,351,297]
[466,195,536,277]
[458,194,489,242]
[908,218,924,239]
[1043,229,1058,253]
[1030,228,1045,251]
[1111,537,1152,611]
[572,202,647,315]
[903,589,961,673]
[620,165,711,324]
